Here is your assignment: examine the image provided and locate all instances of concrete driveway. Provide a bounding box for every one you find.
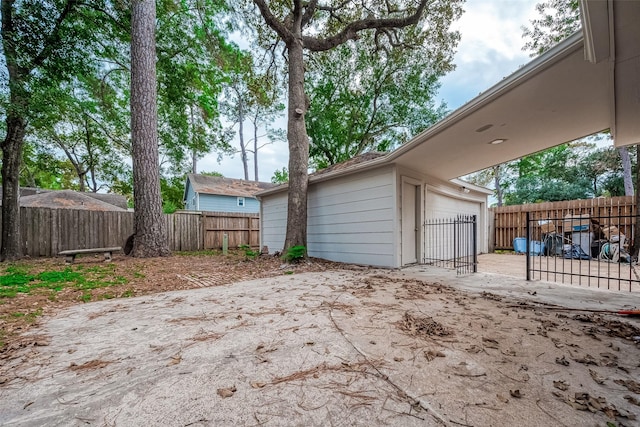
[1,267,639,426]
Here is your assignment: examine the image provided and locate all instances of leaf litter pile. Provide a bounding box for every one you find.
[397,311,452,338]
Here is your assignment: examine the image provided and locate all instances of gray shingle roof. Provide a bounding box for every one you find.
[187,174,275,198]
[19,190,127,211]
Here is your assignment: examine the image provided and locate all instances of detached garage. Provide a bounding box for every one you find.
[258,153,490,269]
[259,0,640,270]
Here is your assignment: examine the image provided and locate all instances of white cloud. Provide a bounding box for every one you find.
[438,0,539,109]
[198,0,541,181]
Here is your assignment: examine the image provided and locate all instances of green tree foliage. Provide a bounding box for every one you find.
[306,26,452,170]
[465,142,636,206]
[0,0,105,259]
[155,0,239,175]
[270,167,288,184]
[521,0,580,56]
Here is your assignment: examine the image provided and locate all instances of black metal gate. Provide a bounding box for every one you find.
[525,211,640,291]
[423,215,477,275]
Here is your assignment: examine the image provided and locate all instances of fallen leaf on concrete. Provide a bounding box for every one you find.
[509,389,522,398]
[466,345,482,354]
[573,354,598,365]
[424,350,446,361]
[624,395,640,406]
[482,337,499,349]
[553,380,569,391]
[69,359,112,371]
[496,393,509,403]
[450,362,486,377]
[167,354,181,366]
[614,378,640,393]
[588,369,606,384]
[217,386,236,398]
[250,382,266,389]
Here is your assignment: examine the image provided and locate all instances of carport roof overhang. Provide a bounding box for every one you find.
[389,0,640,181]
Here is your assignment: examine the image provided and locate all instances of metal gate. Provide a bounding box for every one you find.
[525,211,640,291]
[423,215,477,275]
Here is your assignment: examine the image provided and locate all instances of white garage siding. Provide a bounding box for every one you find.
[260,191,288,253]
[307,166,396,267]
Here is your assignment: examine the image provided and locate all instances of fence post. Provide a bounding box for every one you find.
[526,211,531,281]
[453,216,458,269]
[473,215,478,273]
[222,233,228,255]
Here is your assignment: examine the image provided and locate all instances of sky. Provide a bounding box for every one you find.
[195,0,540,182]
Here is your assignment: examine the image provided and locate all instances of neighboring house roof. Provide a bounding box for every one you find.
[258,0,639,196]
[84,193,128,210]
[19,190,127,211]
[186,174,275,198]
[312,152,387,178]
[0,187,129,210]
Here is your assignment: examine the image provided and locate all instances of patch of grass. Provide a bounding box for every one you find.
[120,289,135,298]
[176,249,221,256]
[9,308,43,324]
[239,244,260,260]
[0,264,131,299]
[80,292,92,303]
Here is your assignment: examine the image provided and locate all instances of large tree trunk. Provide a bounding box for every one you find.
[1,113,26,261]
[618,146,634,196]
[130,0,170,258]
[253,112,259,181]
[237,93,249,181]
[493,165,503,207]
[1,0,26,261]
[283,39,309,252]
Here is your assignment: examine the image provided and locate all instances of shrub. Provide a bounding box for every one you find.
[282,245,306,263]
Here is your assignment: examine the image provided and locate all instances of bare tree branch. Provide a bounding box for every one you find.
[302,0,428,52]
[253,0,295,43]
[301,0,319,27]
[32,0,80,70]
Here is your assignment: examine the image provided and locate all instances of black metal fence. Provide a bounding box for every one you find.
[423,215,477,275]
[525,211,640,291]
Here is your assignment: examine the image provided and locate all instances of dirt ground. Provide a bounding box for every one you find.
[1,253,640,426]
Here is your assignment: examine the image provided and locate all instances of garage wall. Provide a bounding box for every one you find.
[307,165,396,267]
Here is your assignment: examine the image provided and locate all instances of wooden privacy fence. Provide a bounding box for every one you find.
[0,208,260,258]
[490,196,635,250]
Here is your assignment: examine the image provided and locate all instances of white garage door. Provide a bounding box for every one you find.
[424,191,482,263]
[426,191,480,219]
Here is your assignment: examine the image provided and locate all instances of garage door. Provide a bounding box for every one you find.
[425,191,480,220]
[424,191,481,268]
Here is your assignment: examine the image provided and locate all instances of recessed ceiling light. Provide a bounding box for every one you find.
[489,139,506,145]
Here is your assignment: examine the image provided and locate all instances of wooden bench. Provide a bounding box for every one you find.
[58,247,122,264]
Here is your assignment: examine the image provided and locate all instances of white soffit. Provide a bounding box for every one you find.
[391,34,610,180]
[390,0,639,180]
